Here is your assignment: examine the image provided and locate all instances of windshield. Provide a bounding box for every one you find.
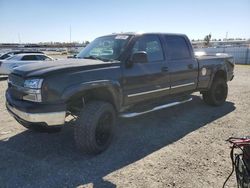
[0,53,12,59]
[76,35,132,62]
[6,55,20,60]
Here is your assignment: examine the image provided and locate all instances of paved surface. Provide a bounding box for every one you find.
[0,65,249,188]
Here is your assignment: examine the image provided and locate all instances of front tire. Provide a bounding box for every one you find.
[74,101,116,154]
[202,78,228,106]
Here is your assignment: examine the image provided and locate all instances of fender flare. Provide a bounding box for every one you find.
[61,80,123,110]
[208,63,228,88]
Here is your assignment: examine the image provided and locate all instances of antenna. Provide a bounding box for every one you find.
[18,33,21,43]
[223,32,228,53]
[70,25,71,43]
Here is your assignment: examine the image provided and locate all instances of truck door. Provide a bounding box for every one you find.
[164,35,198,94]
[122,34,170,105]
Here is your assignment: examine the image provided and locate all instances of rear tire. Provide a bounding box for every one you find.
[15,117,62,133]
[202,78,228,106]
[74,101,116,154]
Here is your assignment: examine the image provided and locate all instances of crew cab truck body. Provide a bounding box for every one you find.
[5,33,234,154]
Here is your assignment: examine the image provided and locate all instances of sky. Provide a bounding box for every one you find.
[0,0,250,43]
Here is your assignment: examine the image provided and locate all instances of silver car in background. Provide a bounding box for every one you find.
[0,53,53,75]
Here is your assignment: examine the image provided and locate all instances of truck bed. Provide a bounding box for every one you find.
[196,53,233,61]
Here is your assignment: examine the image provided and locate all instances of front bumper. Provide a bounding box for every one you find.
[6,91,66,126]
[6,103,66,126]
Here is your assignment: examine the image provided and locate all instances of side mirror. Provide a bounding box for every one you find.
[131,51,148,64]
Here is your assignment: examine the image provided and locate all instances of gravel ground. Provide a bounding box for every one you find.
[0,65,249,188]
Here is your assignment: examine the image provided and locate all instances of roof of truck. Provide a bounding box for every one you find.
[102,32,187,37]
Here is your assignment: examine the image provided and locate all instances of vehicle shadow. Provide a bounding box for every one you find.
[0,95,236,187]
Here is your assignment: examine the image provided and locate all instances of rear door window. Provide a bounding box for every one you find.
[165,36,191,60]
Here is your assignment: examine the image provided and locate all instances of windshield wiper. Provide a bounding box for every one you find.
[83,56,110,62]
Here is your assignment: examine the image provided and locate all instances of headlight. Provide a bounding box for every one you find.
[24,79,43,89]
[23,78,43,102]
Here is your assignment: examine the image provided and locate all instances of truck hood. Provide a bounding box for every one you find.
[12,59,120,78]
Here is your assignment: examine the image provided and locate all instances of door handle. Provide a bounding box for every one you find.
[161,67,169,72]
[188,64,194,69]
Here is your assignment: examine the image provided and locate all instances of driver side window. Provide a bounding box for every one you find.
[132,35,164,62]
[21,55,37,61]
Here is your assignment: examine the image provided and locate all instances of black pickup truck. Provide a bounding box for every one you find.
[6,33,234,154]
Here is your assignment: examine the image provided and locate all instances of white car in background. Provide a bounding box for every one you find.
[0,53,53,75]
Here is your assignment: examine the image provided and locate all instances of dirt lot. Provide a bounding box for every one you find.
[0,65,249,188]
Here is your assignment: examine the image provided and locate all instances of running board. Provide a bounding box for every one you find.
[120,98,192,118]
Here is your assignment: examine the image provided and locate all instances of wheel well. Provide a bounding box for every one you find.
[66,87,117,113]
[214,70,227,81]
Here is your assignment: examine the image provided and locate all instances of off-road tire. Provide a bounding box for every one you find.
[74,101,116,154]
[15,117,62,133]
[202,78,228,106]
